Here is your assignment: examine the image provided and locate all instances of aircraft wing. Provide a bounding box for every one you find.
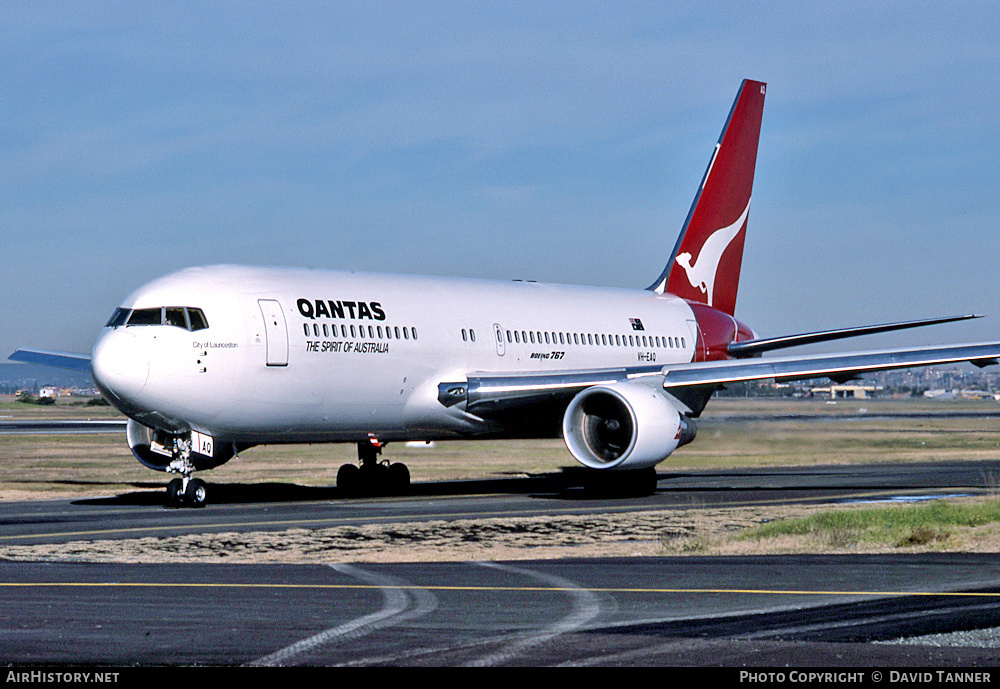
[7,349,93,373]
[442,342,1000,416]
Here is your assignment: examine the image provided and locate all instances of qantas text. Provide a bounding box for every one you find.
[297,299,386,321]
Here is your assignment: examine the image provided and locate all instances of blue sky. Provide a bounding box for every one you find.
[3,2,999,359]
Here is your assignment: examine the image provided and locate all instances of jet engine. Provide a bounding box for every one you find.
[126,419,235,472]
[562,382,696,470]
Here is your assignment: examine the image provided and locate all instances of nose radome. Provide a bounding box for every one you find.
[91,330,150,403]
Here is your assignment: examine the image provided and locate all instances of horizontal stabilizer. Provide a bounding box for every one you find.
[727,314,982,357]
[8,349,93,373]
[661,342,1000,388]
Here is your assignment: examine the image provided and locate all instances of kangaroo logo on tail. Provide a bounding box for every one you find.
[674,199,751,308]
[646,79,765,317]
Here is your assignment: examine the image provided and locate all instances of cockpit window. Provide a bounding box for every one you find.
[164,308,187,328]
[112,306,209,331]
[105,308,130,328]
[127,308,162,326]
[187,308,208,331]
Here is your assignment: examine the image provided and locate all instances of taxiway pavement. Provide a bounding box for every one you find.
[4,555,1000,666]
[4,461,1000,666]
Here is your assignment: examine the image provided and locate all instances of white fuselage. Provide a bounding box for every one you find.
[91,265,700,446]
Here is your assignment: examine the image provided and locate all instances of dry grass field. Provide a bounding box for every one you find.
[4,395,1000,561]
[4,395,1000,500]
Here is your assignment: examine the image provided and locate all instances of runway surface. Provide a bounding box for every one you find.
[3,460,1000,665]
[1,459,997,545]
[0,419,126,434]
[4,555,1000,666]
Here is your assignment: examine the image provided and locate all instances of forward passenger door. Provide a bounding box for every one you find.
[258,299,288,367]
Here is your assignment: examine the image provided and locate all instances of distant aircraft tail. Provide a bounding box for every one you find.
[648,79,766,317]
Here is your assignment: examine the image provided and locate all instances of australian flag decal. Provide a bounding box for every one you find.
[629,318,645,331]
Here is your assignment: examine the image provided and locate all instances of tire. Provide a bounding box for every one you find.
[184,478,207,507]
[388,462,410,494]
[337,463,360,496]
[166,478,184,505]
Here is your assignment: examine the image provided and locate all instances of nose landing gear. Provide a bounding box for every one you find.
[164,436,208,507]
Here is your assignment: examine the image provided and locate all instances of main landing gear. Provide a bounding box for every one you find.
[337,437,411,497]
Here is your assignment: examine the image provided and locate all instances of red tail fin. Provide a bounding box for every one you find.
[648,79,766,317]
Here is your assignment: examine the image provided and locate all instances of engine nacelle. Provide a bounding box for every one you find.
[126,419,235,471]
[562,382,696,470]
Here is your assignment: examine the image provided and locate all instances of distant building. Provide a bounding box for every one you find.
[811,384,878,399]
[923,388,995,400]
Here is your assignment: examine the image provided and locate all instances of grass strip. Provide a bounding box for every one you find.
[742,498,1000,548]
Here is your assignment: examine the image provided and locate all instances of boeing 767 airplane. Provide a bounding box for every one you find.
[12,79,1000,506]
